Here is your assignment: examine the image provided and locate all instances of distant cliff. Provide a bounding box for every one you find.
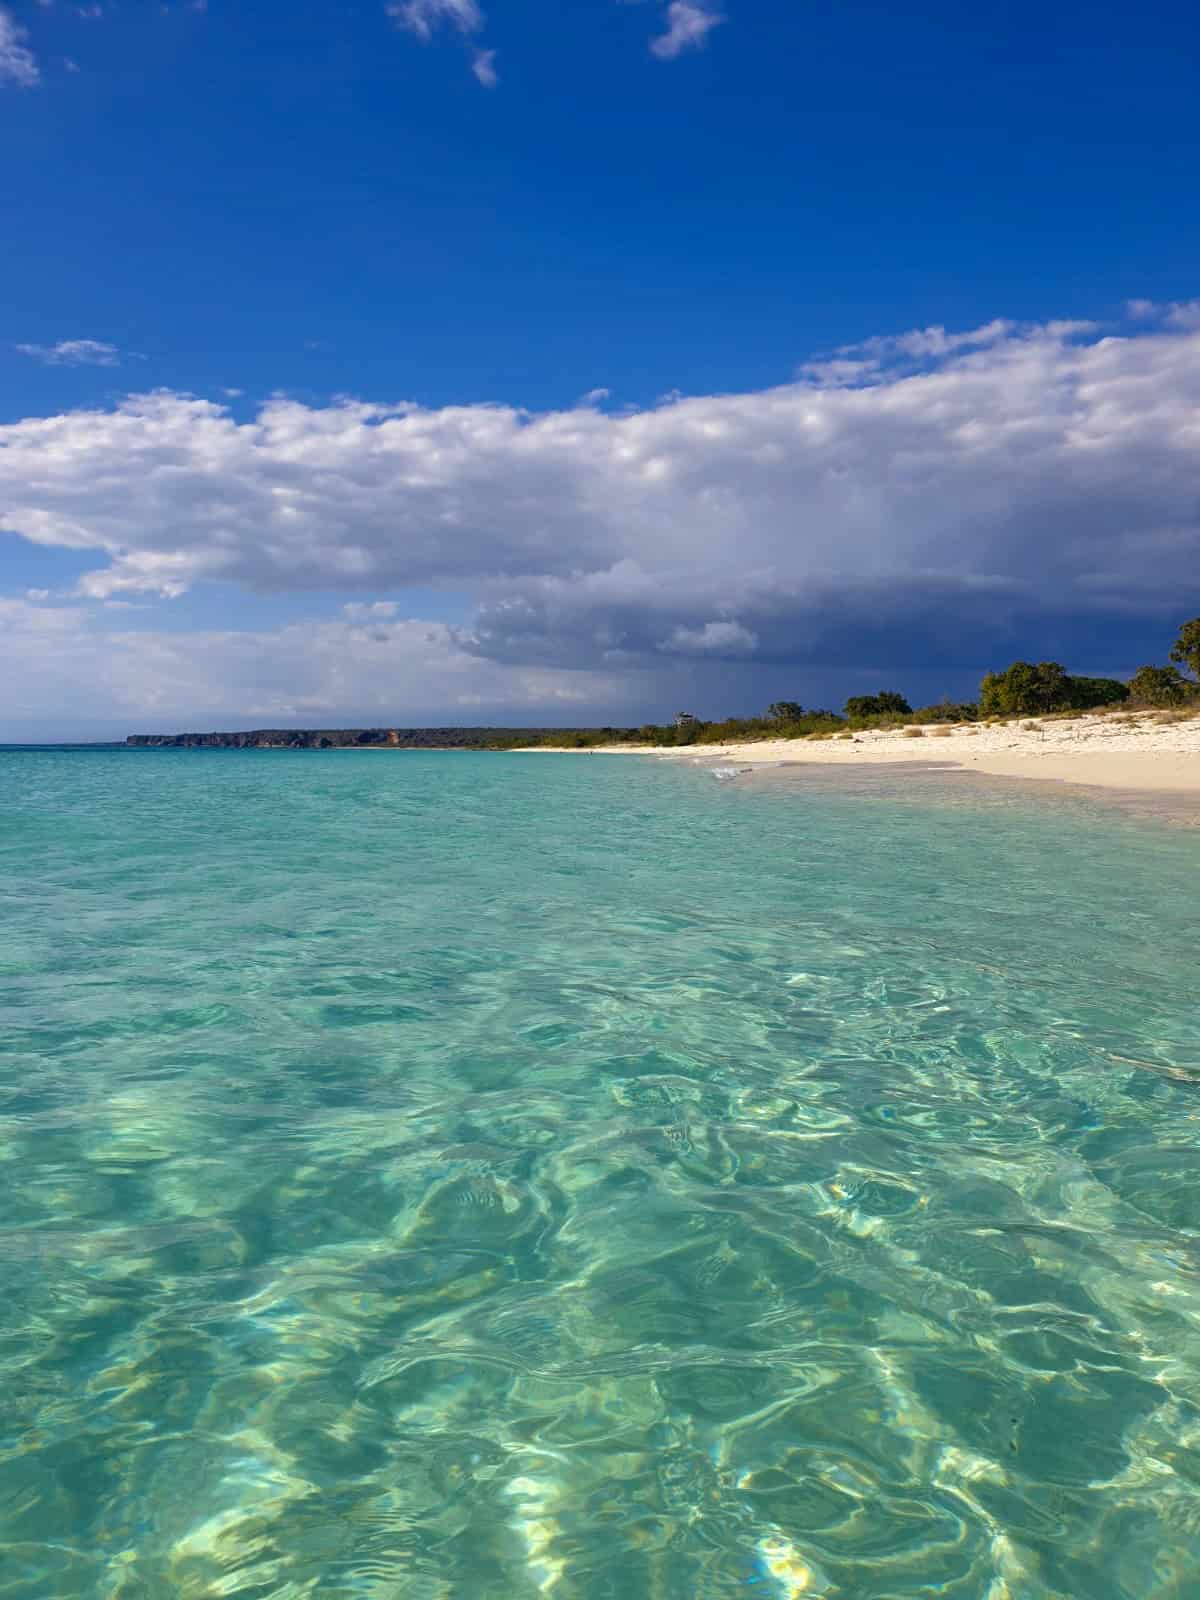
[125,727,567,750]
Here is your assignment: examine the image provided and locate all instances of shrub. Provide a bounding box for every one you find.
[690,710,844,743]
[980,661,1063,715]
[1169,618,1200,682]
[980,661,1130,716]
[983,665,1066,714]
[845,690,912,719]
[911,699,979,724]
[1127,664,1192,707]
[1065,675,1129,710]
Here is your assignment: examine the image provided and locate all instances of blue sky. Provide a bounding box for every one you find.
[2,0,1199,737]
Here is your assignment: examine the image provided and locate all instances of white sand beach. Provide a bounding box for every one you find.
[515,711,1200,794]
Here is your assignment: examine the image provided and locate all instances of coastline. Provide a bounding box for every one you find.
[510,710,1200,797]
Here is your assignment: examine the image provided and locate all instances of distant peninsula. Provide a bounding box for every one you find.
[125,727,585,750]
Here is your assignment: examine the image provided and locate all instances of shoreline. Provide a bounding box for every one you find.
[509,710,1200,800]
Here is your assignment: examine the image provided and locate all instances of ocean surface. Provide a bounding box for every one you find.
[2,747,1199,1599]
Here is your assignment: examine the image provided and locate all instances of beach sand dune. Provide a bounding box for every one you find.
[514,711,1200,796]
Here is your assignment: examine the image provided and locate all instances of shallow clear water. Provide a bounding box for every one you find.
[2,749,1199,1599]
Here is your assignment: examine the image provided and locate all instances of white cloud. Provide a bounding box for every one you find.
[579,387,611,407]
[387,1,493,87]
[1164,301,1200,331]
[342,600,399,621]
[471,46,497,86]
[799,319,1108,390]
[845,319,1017,360]
[0,598,632,735]
[1125,298,1200,330]
[661,620,758,656]
[0,7,39,86]
[386,0,483,40]
[17,338,122,366]
[2,315,1200,691]
[649,1,724,59]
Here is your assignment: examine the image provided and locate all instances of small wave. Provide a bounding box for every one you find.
[710,765,753,781]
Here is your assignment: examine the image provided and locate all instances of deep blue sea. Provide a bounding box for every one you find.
[2,748,1199,1598]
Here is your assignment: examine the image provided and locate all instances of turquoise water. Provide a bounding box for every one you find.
[2,749,1200,1599]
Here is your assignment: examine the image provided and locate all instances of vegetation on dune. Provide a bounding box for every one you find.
[845,690,912,719]
[905,699,980,725]
[1127,664,1192,707]
[1170,618,1200,681]
[979,661,1130,716]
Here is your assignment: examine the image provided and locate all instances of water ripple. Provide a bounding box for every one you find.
[1,748,1199,1597]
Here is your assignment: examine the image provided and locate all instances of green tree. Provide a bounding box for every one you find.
[844,690,912,720]
[1128,664,1190,706]
[766,701,804,722]
[1169,618,1200,681]
[979,661,1071,715]
[1063,675,1128,710]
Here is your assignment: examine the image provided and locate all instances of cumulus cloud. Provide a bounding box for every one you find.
[649,1,724,59]
[2,316,1200,699]
[0,7,39,86]
[661,620,758,656]
[17,338,122,366]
